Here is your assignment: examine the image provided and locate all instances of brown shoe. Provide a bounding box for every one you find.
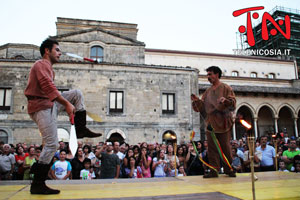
[75,110,102,138]
[203,171,218,178]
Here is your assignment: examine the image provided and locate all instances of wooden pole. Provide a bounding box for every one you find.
[247,133,256,200]
[275,138,278,171]
[174,142,177,176]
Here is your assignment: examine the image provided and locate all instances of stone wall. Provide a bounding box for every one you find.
[56,30,145,64]
[0,44,40,59]
[56,17,139,40]
[0,60,200,145]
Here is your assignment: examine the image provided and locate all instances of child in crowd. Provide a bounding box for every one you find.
[291,155,300,173]
[294,163,300,173]
[80,158,96,180]
[51,149,72,180]
[278,160,289,172]
[167,160,176,177]
[178,165,187,177]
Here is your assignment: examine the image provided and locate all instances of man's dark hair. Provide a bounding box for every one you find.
[40,38,59,57]
[232,147,238,153]
[260,135,268,142]
[206,66,222,78]
[288,139,296,144]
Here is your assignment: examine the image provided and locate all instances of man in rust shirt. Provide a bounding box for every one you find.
[24,39,101,194]
[191,66,236,178]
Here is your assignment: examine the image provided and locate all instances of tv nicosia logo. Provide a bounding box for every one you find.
[233,6,291,47]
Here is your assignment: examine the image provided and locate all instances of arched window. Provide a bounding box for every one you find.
[13,55,25,59]
[162,131,177,145]
[0,129,8,143]
[90,46,103,62]
[232,71,239,77]
[267,73,275,79]
[250,72,257,78]
[57,128,70,143]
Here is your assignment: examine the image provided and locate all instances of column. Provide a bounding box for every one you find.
[232,122,236,140]
[294,118,299,137]
[274,117,279,133]
[253,118,258,139]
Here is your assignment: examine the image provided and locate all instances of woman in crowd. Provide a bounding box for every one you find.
[140,142,148,149]
[181,144,188,157]
[83,144,96,166]
[14,146,28,180]
[23,147,36,180]
[124,156,138,178]
[123,148,134,168]
[132,145,140,159]
[177,145,186,169]
[65,143,74,162]
[152,149,168,177]
[71,147,85,179]
[139,147,152,178]
[165,144,179,167]
[185,143,204,176]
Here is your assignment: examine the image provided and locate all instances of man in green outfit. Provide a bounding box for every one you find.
[282,139,300,171]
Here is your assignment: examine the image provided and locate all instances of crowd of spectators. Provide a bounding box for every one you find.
[0,133,299,181]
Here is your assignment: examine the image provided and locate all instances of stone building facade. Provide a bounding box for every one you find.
[0,18,199,145]
[145,49,300,139]
[0,17,299,145]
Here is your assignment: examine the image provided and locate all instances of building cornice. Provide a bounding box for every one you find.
[145,48,294,64]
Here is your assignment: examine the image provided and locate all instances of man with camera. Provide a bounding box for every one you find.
[95,141,120,179]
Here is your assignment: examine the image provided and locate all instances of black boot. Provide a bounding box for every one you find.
[30,162,60,195]
[74,110,102,138]
[203,170,219,178]
[225,170,236,177]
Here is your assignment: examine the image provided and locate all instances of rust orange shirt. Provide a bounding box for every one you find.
[24,59,60,114]
[193,82,236,133]
[202,82,236,133]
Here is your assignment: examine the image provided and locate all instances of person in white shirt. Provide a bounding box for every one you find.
[51,149,72,180]
[80,158,96,180]
[113,141,125,160]
[256,136,276,171]
[278,160,289,172]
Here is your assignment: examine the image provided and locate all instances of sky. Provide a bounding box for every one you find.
[0,0,299,54]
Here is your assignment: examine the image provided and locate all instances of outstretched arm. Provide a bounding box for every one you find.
[191,94,203,112]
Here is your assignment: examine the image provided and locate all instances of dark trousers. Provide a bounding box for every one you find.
[260,165,275,172]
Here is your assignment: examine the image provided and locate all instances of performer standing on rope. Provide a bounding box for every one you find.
[24,38,102,194]
[191,66,236,178]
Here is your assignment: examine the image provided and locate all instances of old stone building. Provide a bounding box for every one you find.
[145,49,300,139]
[0,18,199,145]
[0,17,299,145]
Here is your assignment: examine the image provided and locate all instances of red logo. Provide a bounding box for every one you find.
[233,6,291,47]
